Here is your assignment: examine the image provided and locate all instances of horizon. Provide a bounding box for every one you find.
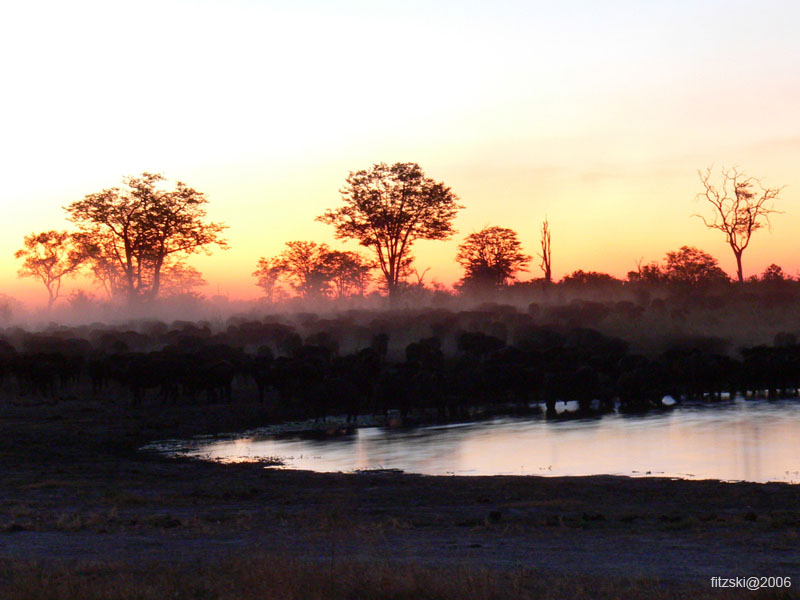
[2,0,799,308]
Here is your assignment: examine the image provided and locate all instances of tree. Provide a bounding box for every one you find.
[560,270,622,288]
[159,261,207,298]
[538,218,552,285]
[73,228,126,299]
[759,263,791,282]
[66,172,227,303]
[252,256,286,303]
[317,162,462,297]
[322,250,374,298]
[15,230,85,310]
[663,246,729,286]
[277,241,333,298]
[696,166,782,283]
[270,242,375,299]
[627,259,665,284]
[455,226,530,291]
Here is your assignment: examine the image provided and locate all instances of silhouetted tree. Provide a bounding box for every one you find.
[627,259,665,284]
[66,173,227,304]
[663,246,729,286]
[74,229,126,299]
[560,270,621,287]
[751,263,792,284]
[252,256,286,302]
[278,241,333,298]
[15,230,85,310]
[760,264,791,282]
[456,226,530,292]
[159,261,207,297]
[539,218,552,285]
[254,245,373,300]
[323,250,374,298]
[317,162,462,297]
[696,166,782,283]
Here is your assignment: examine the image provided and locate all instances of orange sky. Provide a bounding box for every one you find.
[2,1,799,307]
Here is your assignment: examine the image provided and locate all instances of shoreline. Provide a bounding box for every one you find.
[142,401,800,485]
[2,397,799,597]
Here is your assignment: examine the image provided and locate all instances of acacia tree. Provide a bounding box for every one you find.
[65,173,227,303]
[538,218,552,285]
[317,162,462,297]
[696,166,782,283]
[456,226,530,291]
[15,230,85,310]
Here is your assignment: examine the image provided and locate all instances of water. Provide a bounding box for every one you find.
[149,398,800,483]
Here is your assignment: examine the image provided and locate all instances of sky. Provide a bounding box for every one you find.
[2,0,799,306]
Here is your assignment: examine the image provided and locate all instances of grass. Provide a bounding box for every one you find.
[2,554,793,600]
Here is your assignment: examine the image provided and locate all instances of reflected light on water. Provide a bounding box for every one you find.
[168,400,800,483]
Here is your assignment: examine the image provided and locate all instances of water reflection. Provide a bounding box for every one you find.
[156,399,800,483]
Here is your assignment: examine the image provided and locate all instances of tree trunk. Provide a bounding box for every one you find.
[735,251,744,284]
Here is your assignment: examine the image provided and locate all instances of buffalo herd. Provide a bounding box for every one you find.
[1,304,798,423]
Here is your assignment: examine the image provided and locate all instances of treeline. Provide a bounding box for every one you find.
[11,163,785,311]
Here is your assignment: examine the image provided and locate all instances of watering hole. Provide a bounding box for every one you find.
[148,398,800,483]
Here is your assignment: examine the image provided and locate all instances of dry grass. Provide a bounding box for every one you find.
[2,554,792,600]
[2,397,799,599]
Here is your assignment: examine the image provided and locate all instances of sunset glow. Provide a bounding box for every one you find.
[2,0,799,306]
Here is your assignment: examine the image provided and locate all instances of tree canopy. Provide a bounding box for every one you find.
[758,263,792,282]
[456,226,530,292]
[277,241,334,299]
[65,173,226,303]
[322,250,374,298]
[317,162,462,297]
[15,230,85,310]
[560,270,622,287]
[628,247,730,287]
[254,242,374,301]
[663,246,729,286]
[252,256,286,303]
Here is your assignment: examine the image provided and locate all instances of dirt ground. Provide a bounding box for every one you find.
[1,397,799,597]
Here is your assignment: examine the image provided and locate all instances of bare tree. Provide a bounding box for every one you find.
[695,166,782,283]
[411,267,430,287]
[538,218,552,285]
